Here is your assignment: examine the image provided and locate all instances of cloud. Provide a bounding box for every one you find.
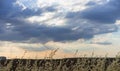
[95,42,112,45]
[0,0,119,42]
[85,1,97,6]
[81,0,120,24]
[0,0,56,20]
[65,0,119,41]
[11,22,93,42]
[90,42,112,45]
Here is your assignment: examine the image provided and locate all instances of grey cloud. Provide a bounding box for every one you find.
[89,41,112,45]
[66,0,120,24]
[65,0,119,41]
[0,0,56,20]
[81,0,120,24]
[5,19,94,42]
[96,42,112,45]
[0,19,95,42]
[0,0,60,42]
[0,0,119,42]
[65,12,118,40]
[85,1,97,6]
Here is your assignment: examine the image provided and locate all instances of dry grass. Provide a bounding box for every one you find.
[0,57,120,71]
[0,50,120,71]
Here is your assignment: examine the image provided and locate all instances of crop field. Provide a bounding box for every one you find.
[0,58,120,71]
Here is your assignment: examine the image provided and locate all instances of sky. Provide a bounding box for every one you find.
[0,0,120,59]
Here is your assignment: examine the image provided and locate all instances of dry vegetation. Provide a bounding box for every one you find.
[0,50,120,71]
[0,57,120,71]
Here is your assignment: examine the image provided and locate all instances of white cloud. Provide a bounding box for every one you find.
[26,12,66,26]
[115,20,120,25]
[25,0,90,27]
[26,12,54,23]
[18,0,38,9]
[37,0,90,12]
[23,0,109,28]
[15,0,27,10]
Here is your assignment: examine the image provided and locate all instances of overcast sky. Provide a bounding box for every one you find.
[0,0,120,59]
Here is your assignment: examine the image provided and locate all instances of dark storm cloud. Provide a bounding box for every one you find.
[0,18,93,42]
[5,19,93,42]
[65,0,119,41]
[0,0,58,42]
[81,0,120,24]
[0,19,96,42]
[66,0,120,24]
[0,0,56,20]
[0,0,16,19]
[0,0,119,42]
[0,0,30,41]
[0,0,95,42]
